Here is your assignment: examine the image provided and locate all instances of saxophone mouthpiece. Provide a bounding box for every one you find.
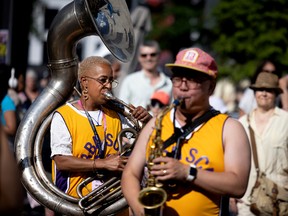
[173,98,184,106]
[173,100,181,106]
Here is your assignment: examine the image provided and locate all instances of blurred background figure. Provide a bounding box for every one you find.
[279,74,288,111]
[14,68,51,215]
[118,40,172,109]
[238,60,284,117]
[103,53,122,80]
[39,69,51,92]
[0,63,17,151]
[149,90,170,116]
[103,53,122,96]
[235,78,251,110]
[0,65,24,215]
[235,72,288,215]
[0,123,24,216]
[14,73,31,120]
[212,78,237,117]
[209,95,228,114]
[158,49,174,77]
[24,68,40,104]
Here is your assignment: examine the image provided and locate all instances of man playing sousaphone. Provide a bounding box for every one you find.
[50,56,151,215]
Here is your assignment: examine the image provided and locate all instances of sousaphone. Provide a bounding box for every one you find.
[15,0,135,215]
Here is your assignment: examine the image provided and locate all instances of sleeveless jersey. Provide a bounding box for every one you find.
[146,111,228,216]
[51,104,122,198]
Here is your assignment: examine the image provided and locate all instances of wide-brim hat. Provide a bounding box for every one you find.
[165,47,218,78]
[249,72,283,94]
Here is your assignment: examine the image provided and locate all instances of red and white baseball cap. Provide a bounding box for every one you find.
[165,48,218,78]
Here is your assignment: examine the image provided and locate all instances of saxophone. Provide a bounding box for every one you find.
[138,99,182,216]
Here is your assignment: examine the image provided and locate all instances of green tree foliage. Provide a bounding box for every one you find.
[146,1,204,55]
[210,0,288,81]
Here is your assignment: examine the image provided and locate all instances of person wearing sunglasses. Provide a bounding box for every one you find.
[50,56,151,211]
[235,72,288,215]
[118,40,172,109]
[149,90,170,117]
[238,60,285,118]
[121,47,251,216]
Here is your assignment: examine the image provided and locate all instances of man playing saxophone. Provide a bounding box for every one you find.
[121,47,251,216]
[50,56,151,213]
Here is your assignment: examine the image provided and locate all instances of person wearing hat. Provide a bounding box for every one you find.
[234,72,288,215]
[121,47,251,215]
[149,90,170,117]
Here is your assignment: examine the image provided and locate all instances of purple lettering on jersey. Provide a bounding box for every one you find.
[106,133,113,147]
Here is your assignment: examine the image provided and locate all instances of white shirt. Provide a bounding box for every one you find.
[209,95,228,114]
[238,88,257,115]
[118,70,173,108]
[239,107,288,204]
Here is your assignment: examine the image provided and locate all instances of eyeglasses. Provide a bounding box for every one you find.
[171,76,210,89]
[85,76,118,89]
[140,52,158,58]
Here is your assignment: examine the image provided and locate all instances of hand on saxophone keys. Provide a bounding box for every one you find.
[150,156,189,182]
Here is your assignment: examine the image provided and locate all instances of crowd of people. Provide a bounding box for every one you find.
[0,64,51,216]
[1,40,288,216]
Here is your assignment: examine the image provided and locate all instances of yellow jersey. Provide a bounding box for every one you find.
[51,104,122,198]
[146,111,228,216]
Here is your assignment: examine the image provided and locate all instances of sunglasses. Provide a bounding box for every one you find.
[262,70,276,74]
[84,76,118,89]
[140,52,158,58]
[150,100,165,108]
[254,88,276,93]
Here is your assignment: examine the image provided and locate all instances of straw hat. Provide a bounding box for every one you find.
[249,72,283,94]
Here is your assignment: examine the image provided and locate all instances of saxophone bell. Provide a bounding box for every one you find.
[138,186,167,216]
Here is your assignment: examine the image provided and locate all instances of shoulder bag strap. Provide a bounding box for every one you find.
[247,115,260,177]
[248,115,279,215]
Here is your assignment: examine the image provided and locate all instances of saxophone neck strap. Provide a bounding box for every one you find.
[163,108,220,150]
